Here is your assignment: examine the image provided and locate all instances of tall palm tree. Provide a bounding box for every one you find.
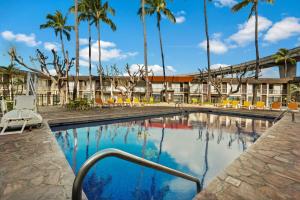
[40,11,73,101]
[71,0,94,100]
[232,0,274,104]
[74,0,80,100]
[204,0,211,103]
[140,0,150,101]
[40,11,73,60]
[91,0,116,99]
[273,48,296,78]
[139,0,176,102]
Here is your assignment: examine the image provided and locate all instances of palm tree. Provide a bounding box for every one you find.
[40,11,73,102]
[139,0,176,102]
[140,0,150,101]
[74,0,80,100]
[71,0,94,100]
[91,0,116,99]
[204,0,211,103]
[273,48,296,78]
[232,0,274,104]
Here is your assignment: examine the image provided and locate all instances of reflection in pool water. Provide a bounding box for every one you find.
[53,113,272,200]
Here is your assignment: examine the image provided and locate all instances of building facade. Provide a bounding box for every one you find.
[1,67,299,107]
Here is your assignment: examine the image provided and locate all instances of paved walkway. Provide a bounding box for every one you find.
[194,112,300,200]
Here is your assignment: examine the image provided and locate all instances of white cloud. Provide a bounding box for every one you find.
[79,38,89,45]
[175,10,186,24]
[210,63,230,69]
[175,16,186,24]
[229,16,272,46]
[44,42,60,51]
[199,39,229,54]
[260,67,279,78]
[213,0,237,8]
[48,69,57,76]
[80,40,137,62]
[264,17,300,43]
[127,64,176,76]
[1,30,41,47]
[79,59,95,68]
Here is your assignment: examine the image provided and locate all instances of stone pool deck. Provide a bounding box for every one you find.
[0,105,299,200]
[195,111,300,200]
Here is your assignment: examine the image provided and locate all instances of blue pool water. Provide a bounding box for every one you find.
[52,112,272,200]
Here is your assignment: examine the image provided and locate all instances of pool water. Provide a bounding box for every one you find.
[52,112,272,200]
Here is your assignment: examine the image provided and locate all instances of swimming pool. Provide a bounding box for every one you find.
[52,112,272,200]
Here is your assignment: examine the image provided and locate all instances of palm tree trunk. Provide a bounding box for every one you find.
[97,23,104,99]
[73,0,79,100]
[284,59,287,78]
[204,0,211,103]
[252,2,260,105]
[157,16,167,102]
[59,31,66,60]
[88,17,92,101]
[142,0,150,101]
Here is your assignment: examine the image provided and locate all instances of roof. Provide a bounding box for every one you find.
[149,76,194,83]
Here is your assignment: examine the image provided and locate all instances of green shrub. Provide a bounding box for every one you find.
[66,99,93,111]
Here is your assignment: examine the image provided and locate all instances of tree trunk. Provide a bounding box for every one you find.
[88,17,92,101]
[97,23,104,99]
[142,0,150,101]
[157,16,167,102]
[59,31,66,61]
[284,59,287,78]
[204,0,211,103]
[73,0,79,100]
[252,2,260,105]
[60,30,69,103]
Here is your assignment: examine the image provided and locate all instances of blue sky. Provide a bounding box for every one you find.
[0,0,300,77]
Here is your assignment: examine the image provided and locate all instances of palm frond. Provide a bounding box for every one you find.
[231,0,250,12]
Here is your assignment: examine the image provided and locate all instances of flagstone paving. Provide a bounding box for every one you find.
[0,105,298,200]
[194,111,300,200]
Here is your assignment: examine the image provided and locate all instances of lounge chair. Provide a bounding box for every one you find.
[241,101,252,110]
[191,98,198,104]
[1,99,8,116]
[219,100,229,108]
[106,98,115,107]
[0,95,43,135]
[255,101,265,109]
[125,98,131,106]
[116,98,124,106]
[288,102,299,112]
[231,100,240,109]
[133,98,142,106]
[149,97,154,104]
[271,102,281,110]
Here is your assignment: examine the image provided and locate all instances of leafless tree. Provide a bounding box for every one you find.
[8,47,74,104]
[113,64,148,101]
[198,65,255,101]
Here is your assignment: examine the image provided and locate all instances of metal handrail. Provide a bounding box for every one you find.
[72,148,201,200]
[273,110,288,123]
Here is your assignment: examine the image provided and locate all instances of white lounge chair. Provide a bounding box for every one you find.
[0,95,43,135]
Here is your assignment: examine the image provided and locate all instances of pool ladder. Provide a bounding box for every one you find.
[72,148,201,200]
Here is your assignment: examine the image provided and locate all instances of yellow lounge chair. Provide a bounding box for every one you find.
[219,100,229,108]
[231,100,240,109]
[255,101,265,109]
[125,98,131,106]
[191,98,198,104]
[107,98,115,107]
[242,101,251,110]
[133,98,142,106]
[149,97,154,104]
[271,102,281,110]
[116,98,124,106]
